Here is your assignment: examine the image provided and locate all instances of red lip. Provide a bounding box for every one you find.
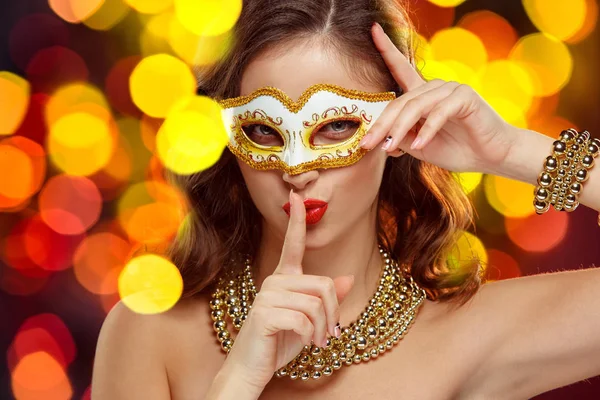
[282,198,328,225]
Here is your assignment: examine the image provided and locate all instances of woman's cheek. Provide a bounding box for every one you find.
[238,163,283,220]
[344,152,387,205]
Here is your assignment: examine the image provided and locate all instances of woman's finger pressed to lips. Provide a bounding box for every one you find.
[276,189,306,275]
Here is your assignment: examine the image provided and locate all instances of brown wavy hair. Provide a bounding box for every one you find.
[167,0,484,309]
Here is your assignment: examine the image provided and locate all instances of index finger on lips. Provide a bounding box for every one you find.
[276,189,306,275]
[371,22,425,92]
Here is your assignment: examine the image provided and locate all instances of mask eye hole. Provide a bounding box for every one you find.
[241,124,285,147]
[310,119,361,146]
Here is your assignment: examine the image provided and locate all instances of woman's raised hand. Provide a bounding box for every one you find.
[361,22,518,175]
[221,189,356,391]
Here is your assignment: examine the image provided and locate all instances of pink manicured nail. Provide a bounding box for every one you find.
[334,324,341,338]
[411,137,422,150]
[381,136,392,151]
[359,133,372,147]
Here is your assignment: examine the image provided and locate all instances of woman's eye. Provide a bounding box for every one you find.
[242,124,284,146]
[312,120,360,145]
[330,121,350,132]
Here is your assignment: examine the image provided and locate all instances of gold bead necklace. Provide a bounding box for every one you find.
[209,244,427,381]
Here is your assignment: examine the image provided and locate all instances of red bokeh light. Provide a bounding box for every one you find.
[26,46,89,94]
[105,56,143,117]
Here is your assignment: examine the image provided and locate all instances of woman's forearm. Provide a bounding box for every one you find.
[205,361,265,400]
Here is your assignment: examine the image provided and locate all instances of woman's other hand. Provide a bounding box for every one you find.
[360,22,518,176]
[221,189,355,391]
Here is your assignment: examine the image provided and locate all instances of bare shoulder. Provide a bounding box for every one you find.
[92,300,172,399]
[440,278,540,399]
[93,293,225,399]
[161,293,229,399]
[401,284,516,399]
[449,271,600,399]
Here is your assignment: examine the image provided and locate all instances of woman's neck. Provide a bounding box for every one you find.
[253,209,383,326]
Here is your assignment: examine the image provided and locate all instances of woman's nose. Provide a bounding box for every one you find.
[282,169,319,190]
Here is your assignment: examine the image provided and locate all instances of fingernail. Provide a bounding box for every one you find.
[374,22,383,33]
[411,137,422,150]
[322,338,329,347]
[381,136,392,151]
[359,133,372,148]
[334,323,341,338]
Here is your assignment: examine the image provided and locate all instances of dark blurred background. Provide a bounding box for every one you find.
[1,0,599,398]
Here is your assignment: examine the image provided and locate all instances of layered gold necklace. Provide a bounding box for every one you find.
[209,244,427,381]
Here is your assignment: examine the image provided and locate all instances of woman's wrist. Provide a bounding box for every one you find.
[487,126,555,185]
[205,359,265,400]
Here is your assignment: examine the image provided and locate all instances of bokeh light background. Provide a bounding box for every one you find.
[1,0,599,398]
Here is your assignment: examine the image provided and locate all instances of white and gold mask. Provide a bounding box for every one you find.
[218,84,396,175]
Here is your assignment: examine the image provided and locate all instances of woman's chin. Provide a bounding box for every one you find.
[303,222,334,250]
[272,215,335,250]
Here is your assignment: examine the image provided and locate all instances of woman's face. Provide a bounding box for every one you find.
[238,40,390,250]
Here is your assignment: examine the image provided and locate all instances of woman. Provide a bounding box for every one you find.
[92,0,600,399]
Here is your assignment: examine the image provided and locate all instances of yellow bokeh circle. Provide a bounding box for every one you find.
[125,0,173,14]
[428,0,468,7]
[46,82,111,127]
[156,95,228,174]
[420,59,459,82]
[476,60,534,114]
[169,15,233,66]
[430,27,488,72]
[523,0,587,41]
[509,33,573,97]
[447,230,488,273]
[130,53,196,118]
[139,11,172,57]
[485,97,527,129]
[174,0,242,36]
[0,71,30,136]
[442,60,479,88]
[83,0,131,31]
[48,112,114,176]
[117,180,185,244]
[118,254,183,314]
[452,171,483,194]
[484,175,535,218]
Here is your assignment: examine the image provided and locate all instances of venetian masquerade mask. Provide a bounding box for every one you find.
[217,83,397,175]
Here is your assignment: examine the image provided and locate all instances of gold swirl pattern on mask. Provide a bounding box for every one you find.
[217,83,397,112]
[303,104,366,128]
[226,141,368,175]
[231,109,288,151]
[237,109,283,126]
